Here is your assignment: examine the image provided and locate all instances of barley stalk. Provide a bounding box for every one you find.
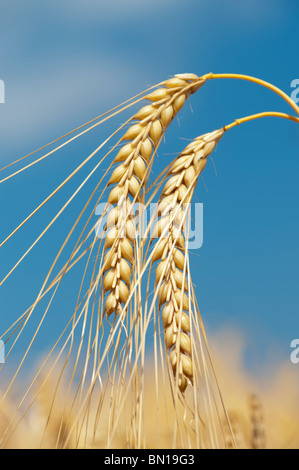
[103,74,205,317]
[152,128,224,392]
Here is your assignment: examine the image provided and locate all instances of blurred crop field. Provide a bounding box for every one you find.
[1,328,298,449]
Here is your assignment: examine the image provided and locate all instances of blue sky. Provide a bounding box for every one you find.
[0,0,299,373]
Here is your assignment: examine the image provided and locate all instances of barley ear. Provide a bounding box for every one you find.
[103,74,206,318]
[152,128,224,392]
[249,394,266,449]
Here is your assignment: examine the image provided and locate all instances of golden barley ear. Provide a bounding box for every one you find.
[30,376,76,449]
[222,410,247,449]
[249,394,265,449]
[152,129,224,392]
[102,74,206,318]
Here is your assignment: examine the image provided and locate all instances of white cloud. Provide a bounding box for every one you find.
[0,0,287,157]
[59,0,179,20]
[65,0,285,24]
[223,0,285,21]
[0,56,150,154]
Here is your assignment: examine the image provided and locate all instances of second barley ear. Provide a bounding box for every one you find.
[152,128,224,392]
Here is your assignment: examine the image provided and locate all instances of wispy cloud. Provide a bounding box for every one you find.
[58,0,180,20]
[0,56,149,152]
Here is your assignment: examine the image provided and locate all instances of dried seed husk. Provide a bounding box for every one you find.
[174,94,186,112]
[177,185,188,201]
[175,311,190,332]
[160,106,174,127]
[114,143,134,162]
[107,186,125,204]
[162,175,181,195]
[179,332,192,355]
[133,156,147,180]
[171,155,194,173]
[173,248,186,271]
[159,281,171,306]
[174,291,189,311]
[194,158,207,175]
[140,139,152,162]
[103,251,118,273]
[175,73,200,81]
[104,227,118,249]
[125,219,136,241]
[181,354,193,377]
[151,217,170,240]
[103,269,116,292]
[162,303,174,327]
[134,104,156,120]
[165,326,176,349]
[152,238,168,263]
[120,238,134,262]
[105,292,117,316]
[118,281,130,304]
[128,176,140,197]
[119,258,131,284]
[170,350,193,378]
[155,260,169,283]
[106,207,119,229]
[171,228,185,250]
[122,123,145,141]
[149,120,162,145]
[157,195,176,216]
[109,165,127,185]
[146,88,169,102]
[184,166,196,186]
[164,77,189,88]
[178,375,188,393]
[172,269,188,292]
